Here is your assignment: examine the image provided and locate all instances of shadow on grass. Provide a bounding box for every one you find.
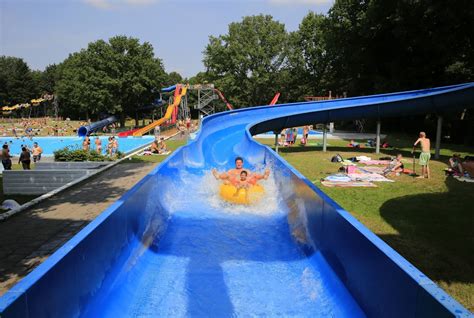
[379,177,474,285]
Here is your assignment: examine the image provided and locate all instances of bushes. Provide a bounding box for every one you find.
[53,146,123,162]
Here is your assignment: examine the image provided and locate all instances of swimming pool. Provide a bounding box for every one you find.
[262,128,322,135]
[0,136,154,156]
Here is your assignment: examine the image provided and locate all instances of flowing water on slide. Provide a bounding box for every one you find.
[80,169,365,317]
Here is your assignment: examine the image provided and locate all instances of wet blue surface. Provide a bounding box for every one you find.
[0,136,154,156]
[80,205,364,317]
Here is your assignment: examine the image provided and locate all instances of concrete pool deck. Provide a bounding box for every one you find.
[0,162,158,296]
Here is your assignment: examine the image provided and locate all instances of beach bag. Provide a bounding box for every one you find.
[331,154,343,162]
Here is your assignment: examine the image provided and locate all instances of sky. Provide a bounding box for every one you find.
[0,0,334,78]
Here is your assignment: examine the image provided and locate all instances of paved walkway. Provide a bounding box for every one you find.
[0,162,158,296]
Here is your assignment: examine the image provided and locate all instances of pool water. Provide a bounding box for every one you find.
[0,136,154,156]
[263,128,322,135]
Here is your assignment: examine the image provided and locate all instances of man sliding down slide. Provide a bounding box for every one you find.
[212,157,270,186]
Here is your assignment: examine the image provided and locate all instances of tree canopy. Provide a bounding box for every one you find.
[204,15,288,107]
[56,36,166,124]
[0,56,36,105]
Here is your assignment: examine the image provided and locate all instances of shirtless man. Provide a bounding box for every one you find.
[212,157,270,185]
[413,132,431,178]
[32,142,43,163]
[83,136,90,151]
[158,137,167,153]
[150,138,160,153]
[95,137,102,154]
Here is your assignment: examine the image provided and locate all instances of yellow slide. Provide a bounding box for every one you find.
[133,85,188,137]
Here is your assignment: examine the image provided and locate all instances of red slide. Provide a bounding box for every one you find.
[214,89,233,110]
[269,92,280,105]
[118,128,140,137]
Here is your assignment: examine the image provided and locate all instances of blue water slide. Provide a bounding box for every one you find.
[1,83,473,317]
[77,116,117,137]
[161,84,177,93]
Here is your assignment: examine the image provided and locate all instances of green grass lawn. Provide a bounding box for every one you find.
[257,136,474,311]
[123,135,473,310]
[124,139,187,164]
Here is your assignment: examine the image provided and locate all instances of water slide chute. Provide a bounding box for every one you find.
[77,116,117,137]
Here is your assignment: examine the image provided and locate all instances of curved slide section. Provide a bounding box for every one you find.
[132,85,188,137]
[1,83,473,317]
[77,116,117,137]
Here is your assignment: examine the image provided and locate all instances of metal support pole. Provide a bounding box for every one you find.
[376,120,381,154]
[323,124,327,152]
[274,133,279,154]
[435,115,442,159]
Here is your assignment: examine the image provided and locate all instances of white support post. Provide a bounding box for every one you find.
[435,115,442,159]
[275,133,279,154]
[376,120,381,154]
[323,124,327,152]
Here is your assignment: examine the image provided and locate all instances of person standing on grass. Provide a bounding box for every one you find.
[32,142,43,163]
[413,131,431,179]
[18,146,31,170]
[1,144,12,170]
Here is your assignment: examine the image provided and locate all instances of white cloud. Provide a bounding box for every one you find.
[83,0,157,10]
[268,0,334,5]
[84,0,113,9]
[124,0,157,5]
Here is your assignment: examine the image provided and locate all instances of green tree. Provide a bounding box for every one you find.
[56,36,166,125]
[203,15,288,107]
[324,0,474,95]
[286,12,329,101]
[40,64,60,94]
[0,56,37,105]
[165,71,183,86]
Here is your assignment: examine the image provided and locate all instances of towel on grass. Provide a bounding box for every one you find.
[321,180,377,187]
[359,160,391,165]
[348,173,394,182]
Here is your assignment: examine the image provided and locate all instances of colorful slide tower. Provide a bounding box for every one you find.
[132,84,188,137]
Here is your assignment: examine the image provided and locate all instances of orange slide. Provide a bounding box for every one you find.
[132,84,188,137]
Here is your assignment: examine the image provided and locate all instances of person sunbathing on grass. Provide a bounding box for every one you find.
[212,156,270,186]
[383,154,404,176]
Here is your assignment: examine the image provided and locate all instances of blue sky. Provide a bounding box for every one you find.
[0,0,333,78]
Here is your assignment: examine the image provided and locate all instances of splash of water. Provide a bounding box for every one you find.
[161,166,282,217]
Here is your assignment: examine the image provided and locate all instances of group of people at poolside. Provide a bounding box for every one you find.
[150,137,168,154]
[374,132,432,178]
[82,136,119,156]
[212,157,270,193]
[1,142,43,170]
[279,126,311,147]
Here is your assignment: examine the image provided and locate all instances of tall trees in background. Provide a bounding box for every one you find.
[0,56,37,105]
[286,12,328,101]
[323,0,474,95]
[56,36,166,125]
[204,15,288,107]
[1,1,473,120]
[203,0,473,104]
